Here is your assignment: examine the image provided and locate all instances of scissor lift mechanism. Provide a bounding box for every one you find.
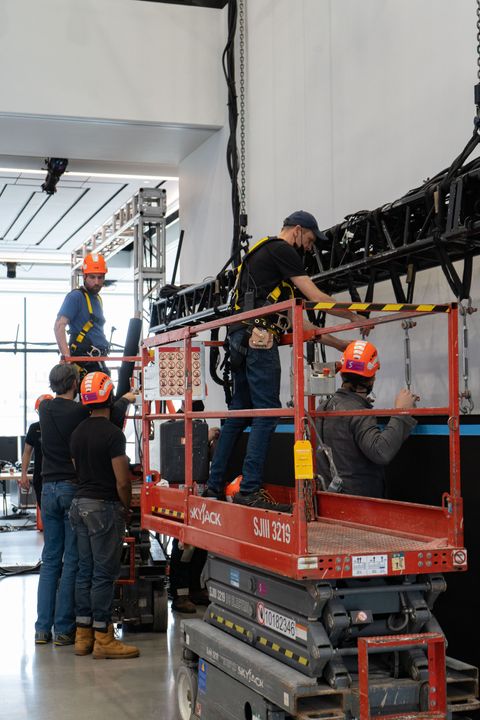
[140,301,478,719]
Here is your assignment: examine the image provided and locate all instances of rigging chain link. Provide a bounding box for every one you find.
[239,0,247,219]
[477,0,480,81]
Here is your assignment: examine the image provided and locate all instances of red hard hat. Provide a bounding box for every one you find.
[35,394,53,412]
[340,340,380,378]
[80,372,114,405]
[82,252,107,275]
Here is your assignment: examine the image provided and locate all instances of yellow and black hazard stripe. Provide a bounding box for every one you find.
[209,611,251,639]
[209,610,309,667]
[306,301,451,314]
[258,636,309,667]
[151,506,184,520]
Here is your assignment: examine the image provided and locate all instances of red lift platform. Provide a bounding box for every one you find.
[140,300,466,582]
[139,300,478,720]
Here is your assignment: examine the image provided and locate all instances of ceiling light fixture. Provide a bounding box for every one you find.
[0,167,176,181]
[0,250,71,265]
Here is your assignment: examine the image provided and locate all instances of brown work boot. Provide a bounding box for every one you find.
[92,625,140,659]
[171,595,197,613]
[75,626,94,656]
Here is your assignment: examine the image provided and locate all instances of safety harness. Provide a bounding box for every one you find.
[69,287,105,356]
[232,236,294,337]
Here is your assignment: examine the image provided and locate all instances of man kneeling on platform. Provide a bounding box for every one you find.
[69,371,139,659]
[316,340,418,498]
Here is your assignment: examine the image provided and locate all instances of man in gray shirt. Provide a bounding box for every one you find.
[316,340,417,498]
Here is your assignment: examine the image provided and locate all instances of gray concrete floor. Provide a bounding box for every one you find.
[0,506,195,720]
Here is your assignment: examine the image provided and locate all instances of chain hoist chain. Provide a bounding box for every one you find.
[459,298,475,414]
[477,0,480,81]
[238,0,247,218]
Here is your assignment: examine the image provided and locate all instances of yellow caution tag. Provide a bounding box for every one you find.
[294,440,314,480]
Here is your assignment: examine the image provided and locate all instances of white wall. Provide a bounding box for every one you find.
[179,0,479,409]
[0,0,224,127]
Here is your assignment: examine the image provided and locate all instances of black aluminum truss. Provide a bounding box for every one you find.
[150,157,480,334]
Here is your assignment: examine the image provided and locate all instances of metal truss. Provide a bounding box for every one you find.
[71,187,167,325]
[149,159,480,334]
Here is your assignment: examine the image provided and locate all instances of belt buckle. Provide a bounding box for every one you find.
[87,346,102,358]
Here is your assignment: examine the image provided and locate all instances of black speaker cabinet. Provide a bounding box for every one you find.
[160,419,209,484]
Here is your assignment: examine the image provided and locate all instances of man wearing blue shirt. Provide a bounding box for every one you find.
[55,253,109,375]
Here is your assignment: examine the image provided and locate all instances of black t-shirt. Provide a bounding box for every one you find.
[237,237,306,309]
[39,396,129,483]
[25,421,43,483]
[70,417,126,501]
[39,398,90,483]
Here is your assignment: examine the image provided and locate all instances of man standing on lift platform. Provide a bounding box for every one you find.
[54,253,110,377]
[205,210,371,512]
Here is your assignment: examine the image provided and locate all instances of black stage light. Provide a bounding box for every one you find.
[6,262,17,279]
[41,157,69,195]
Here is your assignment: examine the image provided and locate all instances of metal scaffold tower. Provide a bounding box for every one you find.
[71,187,167,328]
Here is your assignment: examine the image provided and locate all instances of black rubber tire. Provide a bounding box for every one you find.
[152,588,168,632]
[176,665,198,720]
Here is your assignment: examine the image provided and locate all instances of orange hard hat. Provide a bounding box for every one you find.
[340,340,380,378]
[35,394,53,412]
[80,372,114,405]
[225,475,242,501]
[82,252,107,275]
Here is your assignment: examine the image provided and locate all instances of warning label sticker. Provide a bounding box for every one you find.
[351,554,388,577]
[391,552,406,572]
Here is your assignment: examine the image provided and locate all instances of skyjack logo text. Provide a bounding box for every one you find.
[189,503,222,527]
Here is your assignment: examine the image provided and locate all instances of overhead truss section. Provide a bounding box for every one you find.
[149,159,480,333]
[71,187,167,322]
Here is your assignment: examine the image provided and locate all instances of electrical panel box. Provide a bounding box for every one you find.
[143,341,206,401]
[307,362,337,397]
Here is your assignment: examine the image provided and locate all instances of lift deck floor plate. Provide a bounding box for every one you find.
[307,520,445,555]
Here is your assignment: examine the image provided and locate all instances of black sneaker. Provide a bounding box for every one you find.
[233,489,292,513]
[202,487,225,501]
[35,631,52,645]
[54,631,76,646]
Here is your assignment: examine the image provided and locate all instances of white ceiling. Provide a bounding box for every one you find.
[0,110,220,288]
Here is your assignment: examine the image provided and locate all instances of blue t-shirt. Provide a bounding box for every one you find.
[57,288,108,350]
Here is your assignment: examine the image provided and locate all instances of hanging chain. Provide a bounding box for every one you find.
[475,0,480,126]
[238,0,247,221]
[401,319,416,391]
[459,298,475,414]
[477,0,480,81]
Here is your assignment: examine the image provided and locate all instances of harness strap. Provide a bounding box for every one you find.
[70,288,102,353]
[233,237,295,312]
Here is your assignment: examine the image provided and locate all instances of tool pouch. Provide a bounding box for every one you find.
[249,326,274,350]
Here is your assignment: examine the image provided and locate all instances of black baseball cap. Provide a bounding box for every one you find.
[283,210,327,242]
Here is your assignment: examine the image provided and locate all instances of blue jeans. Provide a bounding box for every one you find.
[35,482,78,635]
[69,498,126,630]
[208,328,281,495]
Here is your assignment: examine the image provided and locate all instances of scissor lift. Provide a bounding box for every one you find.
[140,300,479,719]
